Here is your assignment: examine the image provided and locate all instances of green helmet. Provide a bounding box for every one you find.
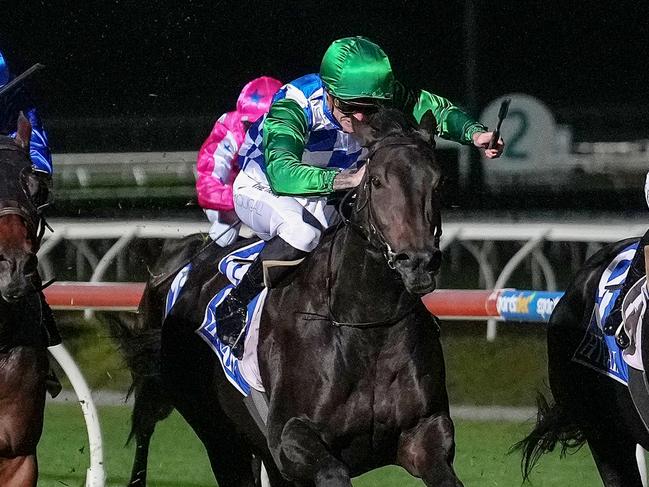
[320,37,394,101]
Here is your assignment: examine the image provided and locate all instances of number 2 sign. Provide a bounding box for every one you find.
[480,94,557,167]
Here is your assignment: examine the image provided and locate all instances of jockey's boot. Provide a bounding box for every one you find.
[41,293,63,398]
[604,229,649,335]
[216,236,306,359]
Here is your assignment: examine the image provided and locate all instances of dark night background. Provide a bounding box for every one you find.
[2,1,648,149]
[1,0,648,213]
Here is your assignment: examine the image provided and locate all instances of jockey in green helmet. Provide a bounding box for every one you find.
[216,36,504,358]
[320,36,394,102]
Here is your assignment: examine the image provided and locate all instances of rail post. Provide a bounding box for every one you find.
[48,343,105,487]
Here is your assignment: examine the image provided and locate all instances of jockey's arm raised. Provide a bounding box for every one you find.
[262,82,490,197]
[393,81,487,144]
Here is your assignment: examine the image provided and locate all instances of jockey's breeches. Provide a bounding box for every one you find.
[233,171,338,252]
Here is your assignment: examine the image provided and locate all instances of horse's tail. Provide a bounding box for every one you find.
[512,392,586,481]
[101,310,174,445]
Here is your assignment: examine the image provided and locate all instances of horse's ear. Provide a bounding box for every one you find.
[351,116,378,148]
[15,112,32,151]
[417,110,438,145]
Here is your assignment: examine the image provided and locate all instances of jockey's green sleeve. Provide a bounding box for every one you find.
[263,81,487,196]
[393,80,487,144]
[263,98,338,196]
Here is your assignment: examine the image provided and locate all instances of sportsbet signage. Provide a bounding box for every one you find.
[496,290,564,322]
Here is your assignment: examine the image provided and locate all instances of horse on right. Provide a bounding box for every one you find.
[517,238,649,486]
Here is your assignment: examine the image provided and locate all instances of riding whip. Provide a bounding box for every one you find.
[0,63,46,98]
[488,98,511,150]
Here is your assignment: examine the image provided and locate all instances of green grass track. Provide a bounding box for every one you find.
[38,404,601,487]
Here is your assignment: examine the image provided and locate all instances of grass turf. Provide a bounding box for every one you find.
[37,404,601,487]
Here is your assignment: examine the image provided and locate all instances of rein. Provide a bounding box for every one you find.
[317,221,418,328]
[338,140,443,269]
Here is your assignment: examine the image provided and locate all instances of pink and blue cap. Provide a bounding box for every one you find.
[236,76,283,122]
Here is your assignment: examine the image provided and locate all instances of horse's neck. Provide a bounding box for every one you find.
[327,226,416,324]
[0,299,46,351]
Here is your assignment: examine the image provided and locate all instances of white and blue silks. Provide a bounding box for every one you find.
[238,73,366,184]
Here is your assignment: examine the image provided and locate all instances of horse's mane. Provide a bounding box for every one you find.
[367,107,411,134]
[363,107,433,147]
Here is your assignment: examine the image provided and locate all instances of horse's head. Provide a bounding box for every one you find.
[350,108,442,295]
[0,114,42,302]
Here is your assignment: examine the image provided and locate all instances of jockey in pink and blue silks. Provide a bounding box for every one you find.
[196,76,283,246]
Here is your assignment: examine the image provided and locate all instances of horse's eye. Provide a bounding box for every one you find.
[371,176,381,188]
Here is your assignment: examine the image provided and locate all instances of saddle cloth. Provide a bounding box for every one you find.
[165,240,267,396]
[572,241,639,386]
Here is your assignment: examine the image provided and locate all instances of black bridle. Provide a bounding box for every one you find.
[0,139,50,250]
[338,139,443,269]
[311,138,443,328]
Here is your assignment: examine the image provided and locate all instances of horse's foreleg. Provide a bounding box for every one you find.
[396,414,464,487]
[0,455,37,487]
[278,417,351,487]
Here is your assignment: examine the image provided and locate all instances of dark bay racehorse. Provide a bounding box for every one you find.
[114,108,462,486]
[0,114,52,486]
[517,238,649,486]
